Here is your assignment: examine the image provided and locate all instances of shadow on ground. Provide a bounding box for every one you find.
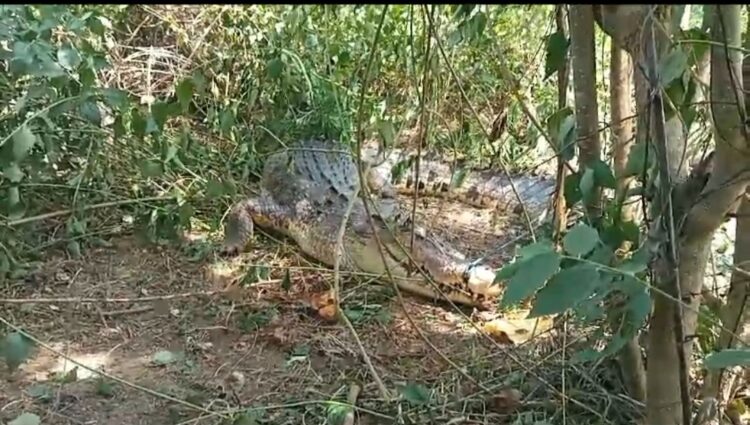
[0,198,640,425]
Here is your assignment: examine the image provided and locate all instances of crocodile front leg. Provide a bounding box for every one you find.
[220,191,294,256]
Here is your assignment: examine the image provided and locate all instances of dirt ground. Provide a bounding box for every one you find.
[0,196,638,425]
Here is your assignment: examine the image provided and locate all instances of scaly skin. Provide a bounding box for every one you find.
[362,142,556,224]
[221,139,551,309]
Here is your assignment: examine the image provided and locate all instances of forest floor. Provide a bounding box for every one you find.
[2,194,647,425]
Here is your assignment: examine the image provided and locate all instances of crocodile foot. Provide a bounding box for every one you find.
[219,241,245,257]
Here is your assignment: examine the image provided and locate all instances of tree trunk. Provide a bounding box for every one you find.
[609,37,647,403]
[596,5,750,424]
[611,40,636,221]
[699,5,750,406]
[569,5,602,218]
[700,193,750,403]
[647,5,750,425]
[552,5,569,241]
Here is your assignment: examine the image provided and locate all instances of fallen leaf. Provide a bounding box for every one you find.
[309,289,337,310]
[318,304,339,322]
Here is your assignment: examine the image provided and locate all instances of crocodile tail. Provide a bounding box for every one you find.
[371,154,556,223]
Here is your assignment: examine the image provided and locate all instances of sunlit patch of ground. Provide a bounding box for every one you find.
[0,198,639,425]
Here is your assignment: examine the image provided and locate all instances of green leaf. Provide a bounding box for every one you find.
[267,57,284,79]
[528,264,601,317]
[3,163,23,182]
[377,119,395,148]
[622,284,651,329]
[95,378,116,397]
[704,349,750,369]
[11,125,37,161]
[517,240,556,260]
[467,11,487,40]
[103,88,129,111]
[1,332,34,371]
[501,251,561,307]
[9,413,41,425]
[544,31,569,80]
[113,115,126,139]
[131,108,146,139]
[145,115,160,134]
[579,167,596,200]
[80,100,102,126]
[152,350,182,366]
[151,101,170,130]
[618,245,652,275]
[450,167,469,189]
[219,109,235,136]
[563,223,600,257]
[233,412,261,425]
[57,45,81,70]
[79,66,96,88]
[281,269,292,292]
[591,159,616,189]
[659,47,688,89]
[26,383,53,401]
[564,172,582,206]
[176,78,194,112]
[624,141,650,178]
[206,179,225,199]
[399,383,431,406]
[66,240,82,259]
[139,159,163,178]
[178,203,194,225]
[495,261,521,282]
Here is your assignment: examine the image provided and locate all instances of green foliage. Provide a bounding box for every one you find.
[0,4,562,280]
[563,223,600,257]
[544,31,569,80]
[399,382,432,406]
[704,349,750,369]
[0,331,35,371]
[8,413,41,425]
[658,47,688,89]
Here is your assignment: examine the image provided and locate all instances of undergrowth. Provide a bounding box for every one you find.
[0,4,566,275]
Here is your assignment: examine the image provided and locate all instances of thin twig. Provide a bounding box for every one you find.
[5,196,175,227]
[0,288,237,304]
[336,4,391,402]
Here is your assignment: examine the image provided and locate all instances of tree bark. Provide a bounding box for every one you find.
[552,5,569,242]
[609,37,647,403]
[569,5,602,218]
[647,5,750,425]
[699,4,750,405]
[611,39,637,221]
[596,5,750,424]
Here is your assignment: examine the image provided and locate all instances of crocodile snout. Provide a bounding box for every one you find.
[466,265,503,297]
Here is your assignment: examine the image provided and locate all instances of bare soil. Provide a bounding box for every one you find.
[0,196,635,425]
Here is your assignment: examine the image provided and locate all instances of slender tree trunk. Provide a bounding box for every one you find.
[596,5,750,424]
[553,5,569,241]
[609,37,647,403]
[699,5,750,406]
[569,5,602,218]
[611,40,636,221]
[647,5,750,425]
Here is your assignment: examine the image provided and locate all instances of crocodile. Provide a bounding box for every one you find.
[220,139,555,309]
[360,140,556,225]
